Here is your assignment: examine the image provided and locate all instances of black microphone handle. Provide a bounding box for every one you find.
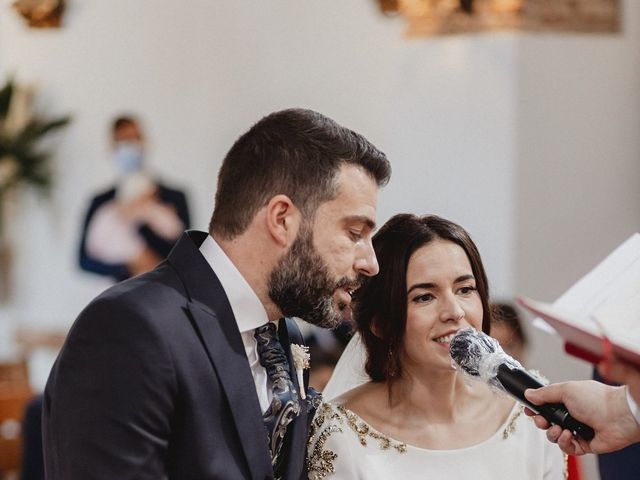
[496,364,595,441]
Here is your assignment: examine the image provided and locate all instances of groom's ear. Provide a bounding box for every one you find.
[265,194,301,248]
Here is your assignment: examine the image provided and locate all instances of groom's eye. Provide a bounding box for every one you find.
[349,230,363,241]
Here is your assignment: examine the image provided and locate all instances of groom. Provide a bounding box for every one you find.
[43,108,391,479]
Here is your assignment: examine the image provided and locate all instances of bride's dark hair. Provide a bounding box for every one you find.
[353,213,492,383]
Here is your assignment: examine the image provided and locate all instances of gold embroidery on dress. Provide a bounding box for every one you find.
[307,403,342,479]
[502,407,523,439]
[307,402,407,479]
[337,404,407,453]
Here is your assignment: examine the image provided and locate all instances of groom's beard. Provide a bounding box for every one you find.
[267,227,357,329]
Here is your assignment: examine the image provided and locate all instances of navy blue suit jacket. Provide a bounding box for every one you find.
[78,182,190,281]
[44,231,312,479]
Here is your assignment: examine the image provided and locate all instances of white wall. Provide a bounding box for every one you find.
[2,3,639,477]
[513,5,640,477]
[0,0,517,333]
[515,0,640,393]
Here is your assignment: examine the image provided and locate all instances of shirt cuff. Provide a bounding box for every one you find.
[626,387,640,425]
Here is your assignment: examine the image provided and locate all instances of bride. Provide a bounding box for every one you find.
[307,214,564,479]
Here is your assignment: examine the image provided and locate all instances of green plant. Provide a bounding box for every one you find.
[0,79,70,232]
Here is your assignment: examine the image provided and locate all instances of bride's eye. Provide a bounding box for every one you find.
[458,286,477,295]
[412,293,434,303]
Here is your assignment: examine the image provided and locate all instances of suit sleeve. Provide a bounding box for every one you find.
[139,189,190,258]
[43,296,177,480]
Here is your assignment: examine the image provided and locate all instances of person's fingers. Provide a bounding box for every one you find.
[532,414,551,430]
[556,429,578,455]
[523,406,536,417]
[574,439,589,456]
[525,385,565,406]
[534,414,590,455]
[546,425,562,443]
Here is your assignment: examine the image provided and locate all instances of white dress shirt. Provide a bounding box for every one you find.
[199,234,273,413]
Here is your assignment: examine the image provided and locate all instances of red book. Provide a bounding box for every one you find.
[517,234,640,368]
[517,296,640,368]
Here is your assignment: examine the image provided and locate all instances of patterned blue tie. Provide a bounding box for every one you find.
[254,322,301,471]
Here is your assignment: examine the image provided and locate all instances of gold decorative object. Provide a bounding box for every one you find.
[377,0,620,36]
[12,0,65,28]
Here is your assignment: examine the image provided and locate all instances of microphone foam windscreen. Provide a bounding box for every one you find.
[449,327,521,384]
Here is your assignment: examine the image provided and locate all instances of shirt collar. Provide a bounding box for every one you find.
[199,234,269,333]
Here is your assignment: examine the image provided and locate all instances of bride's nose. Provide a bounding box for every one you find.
[439,294,464,323]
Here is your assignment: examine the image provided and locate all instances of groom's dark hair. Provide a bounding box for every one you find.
[209,108,391,240]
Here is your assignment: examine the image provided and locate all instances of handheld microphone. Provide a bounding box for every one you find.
[449,327,595,441]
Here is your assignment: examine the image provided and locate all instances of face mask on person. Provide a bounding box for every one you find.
[113,141,144,174]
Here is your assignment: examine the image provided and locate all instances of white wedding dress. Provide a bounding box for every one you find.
[307,334,566,480]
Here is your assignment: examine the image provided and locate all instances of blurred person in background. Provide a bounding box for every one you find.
[78,114,190,281]
[490,302,528,364]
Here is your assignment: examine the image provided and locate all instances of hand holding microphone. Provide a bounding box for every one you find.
[449,328,595,442]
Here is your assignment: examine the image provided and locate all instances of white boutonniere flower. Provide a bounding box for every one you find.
[291,344,310,399]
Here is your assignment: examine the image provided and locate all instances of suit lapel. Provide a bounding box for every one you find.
[168,232,272,479]
[188,301,272,479]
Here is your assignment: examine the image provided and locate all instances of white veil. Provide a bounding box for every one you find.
[322,332,370,401]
